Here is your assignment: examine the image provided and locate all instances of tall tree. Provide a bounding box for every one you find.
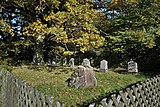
[99,0,160,65]
[22,0,105,64]
[0,4,33,64]
[1,0,105,64]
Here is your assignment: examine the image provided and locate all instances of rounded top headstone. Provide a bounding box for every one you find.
[82,58,92,68]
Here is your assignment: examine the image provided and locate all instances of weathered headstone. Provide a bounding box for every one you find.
[63,58,67,66]
[90,57,94,66]
[69,58,74,68]
[47,59,52,65]
[67,65,97,88]
[74,66,86,88]
[47,59,56,65]
[100,60,108,72]
[66,74,76,87]
[82,58,92,68]
[52,61,56,65]
[84,67,97,87]
[128,60,138,72]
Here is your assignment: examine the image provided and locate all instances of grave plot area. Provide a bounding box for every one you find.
[11,65,149,106]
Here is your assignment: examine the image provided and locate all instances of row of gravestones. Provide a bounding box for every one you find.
[100,59,138,73]
[57,58,138,73]
[47,58,75,67]
[66,58,138,88]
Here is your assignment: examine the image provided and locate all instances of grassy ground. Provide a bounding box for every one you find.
[11,65,149,106]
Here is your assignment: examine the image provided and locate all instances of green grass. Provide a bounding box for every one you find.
[11,65,149,106]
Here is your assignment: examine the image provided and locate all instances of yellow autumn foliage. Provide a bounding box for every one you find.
[23,0,105,55]
[0,20,14,36]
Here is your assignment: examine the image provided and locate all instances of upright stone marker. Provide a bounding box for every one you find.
[48,59,52,65]
[67,64,97,88]
[100,60,108,72]
[128,60,138,72]
[69,58,74,68]
[74,65,97,88]
[63,58,67,66]
[82,58,92,68]
[66,58,97,88]
[84,67,97,87]
[52,61,56,65]
[48,59,56,65]
[90,57,94,66]
[74,66,86,88]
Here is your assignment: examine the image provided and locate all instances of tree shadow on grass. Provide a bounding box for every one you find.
[76,67,160,107]
[76,80,149,107]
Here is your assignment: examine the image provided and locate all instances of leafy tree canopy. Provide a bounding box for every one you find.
[21,0,105,56]
[100,0,160,53]
[0,0,105,64]
[0,0,160,66]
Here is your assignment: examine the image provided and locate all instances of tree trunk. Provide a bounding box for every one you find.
[33,38,44,65]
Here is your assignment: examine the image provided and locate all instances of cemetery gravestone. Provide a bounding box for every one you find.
[66,74,76,87]
[48,59,51,65]
[52,61,56,65]
[82,58,92,68]
[69,58,74,68]
[75,66,97,88]
[48,59,56,65]
[63,58,67,66]
[100,60,108,72]
[128,60,138,72]
[66,59,97,88]
[74,66,86,88]
[84,67,97,87]
[90,57,94,66]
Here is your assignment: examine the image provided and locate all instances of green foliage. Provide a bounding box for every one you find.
[156,27,160,36]
[107,29,156,52]
[0,18,14,36]
[0,0,105,63]
[0,60,13,71]
[98,0,160,62]
[23,0,104,56]
[0,0,160,66]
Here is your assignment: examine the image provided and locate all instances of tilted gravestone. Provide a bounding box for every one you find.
[128,60,138,72]
[100,60,108,72]
[69,58,74,68]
